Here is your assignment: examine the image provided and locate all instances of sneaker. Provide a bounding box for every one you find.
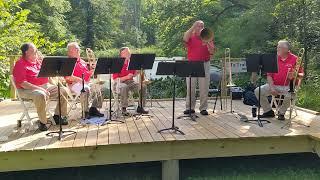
[200,110,208,115]
[183,109,195,114]
[53,115,68,125]
[278,114,285,121]
[89,107,104,117]
[38,122,48,131]
[258,110,275,118]
[137,106,149,114]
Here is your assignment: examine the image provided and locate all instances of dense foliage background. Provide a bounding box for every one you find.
[0,0,319,110]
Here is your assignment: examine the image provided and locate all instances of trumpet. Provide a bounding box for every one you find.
[200,28,214,43]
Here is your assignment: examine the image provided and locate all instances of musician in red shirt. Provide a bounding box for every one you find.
[13,43,68,131]
[112,47,148,115]
[65,42,104,118]
[255,40,304,120]
[183,20,215,116]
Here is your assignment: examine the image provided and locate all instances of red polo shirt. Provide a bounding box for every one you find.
[112,60,136,80]
[267,52,303,86]
[13,57,48,89]
[185,34,212,62]
[66,57,92,84]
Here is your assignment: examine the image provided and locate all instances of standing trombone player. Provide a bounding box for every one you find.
[255,40,304,121]
[183,20,215,116]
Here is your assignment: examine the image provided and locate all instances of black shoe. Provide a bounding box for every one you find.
[89,107,104,117]
[137,106,149,114]
[278,114,285,121]
[258,110,275,118]
[200,110,208,115]
[38,122,48,131]
[183,109,195,114]
[53,115,68,125]
[122,111,130,116]
[85,112,91,119]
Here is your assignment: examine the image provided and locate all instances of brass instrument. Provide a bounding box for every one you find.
[86,48,97,70]
[286,48,305,89]
[36,50,44,63]
[200,28,214,43]
[226,48,235,87]
[221,49,228,110]
[221,48,235,110]
[140,70,151,85]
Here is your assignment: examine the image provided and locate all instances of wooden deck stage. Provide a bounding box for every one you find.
[0,99,320,179]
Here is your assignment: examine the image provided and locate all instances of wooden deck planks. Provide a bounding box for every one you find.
[96,124,109,145]
[162,101,213,140]
[0,99,319,154]
[149,106,185,140]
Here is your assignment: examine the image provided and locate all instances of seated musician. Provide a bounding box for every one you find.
[255,40,304,120]
[13,43,68,131]
[112,47,148,116]
[65,42,104,118]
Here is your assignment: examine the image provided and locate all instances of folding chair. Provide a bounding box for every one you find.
[111,78,137,118]
[51,77,81,117]
[271,94,298,117]
[271,82,303,118]
[10,75,53,131]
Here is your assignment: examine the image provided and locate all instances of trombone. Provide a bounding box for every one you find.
[221,48,235,111]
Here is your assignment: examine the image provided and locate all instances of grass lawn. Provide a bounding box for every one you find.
[1,153,320,180]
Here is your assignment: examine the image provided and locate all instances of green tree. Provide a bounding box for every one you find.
[21,0,73,45]
[67,0,122,50]
[0,0,53,97]
[273,0,320,77]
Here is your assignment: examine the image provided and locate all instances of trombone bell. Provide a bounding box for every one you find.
[200,28,213,43]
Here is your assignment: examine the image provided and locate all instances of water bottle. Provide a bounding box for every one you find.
[252,105,257,118]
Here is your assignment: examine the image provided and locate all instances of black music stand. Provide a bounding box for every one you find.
[213,76,223,113]
[128,53,155,119]
[176,61,205,121]
[156,62,185,135]
[245,53,278,127]
[95,57,125,123]
[38,57,77,140]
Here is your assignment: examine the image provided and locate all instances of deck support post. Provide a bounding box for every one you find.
[162,159,179,180]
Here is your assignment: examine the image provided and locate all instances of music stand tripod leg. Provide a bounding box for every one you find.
[134,70,153,120]
[46,79,76,140]
[106,71,124,124]
[158,75,184,135]
[243,71,270,127]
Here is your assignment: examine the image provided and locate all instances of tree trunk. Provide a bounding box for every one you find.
[84,0,94,49]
